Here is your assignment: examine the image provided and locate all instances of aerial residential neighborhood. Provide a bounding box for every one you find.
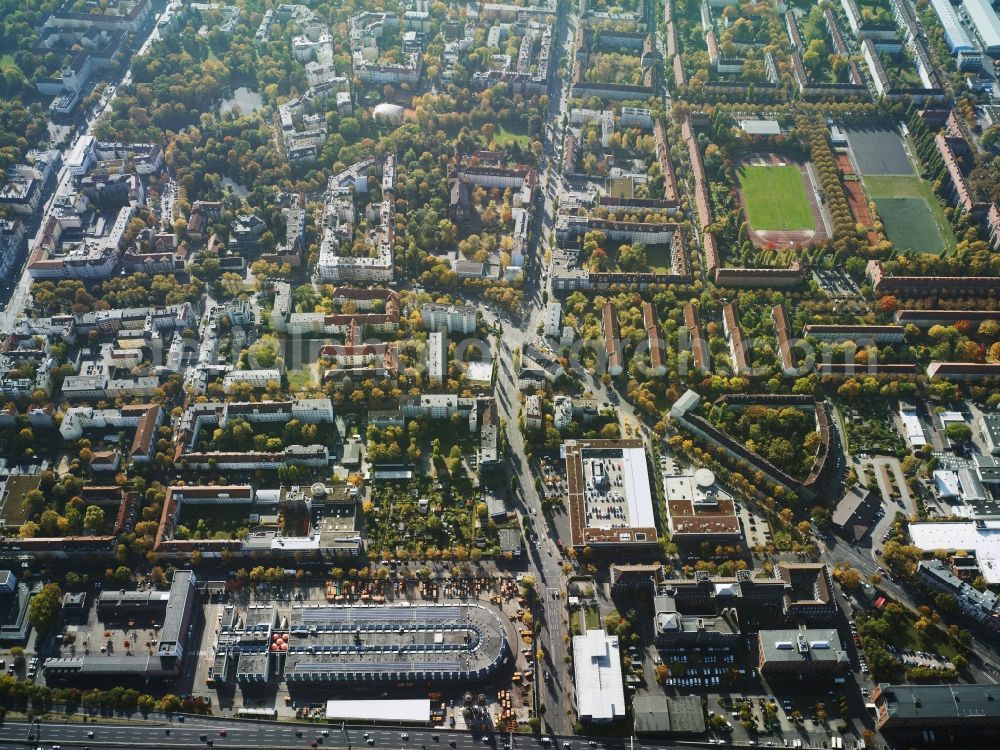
[0,0,998,748]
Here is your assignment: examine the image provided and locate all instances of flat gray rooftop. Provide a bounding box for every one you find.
[880,683,1000,721]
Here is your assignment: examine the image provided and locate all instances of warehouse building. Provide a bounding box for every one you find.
[980,411,1000,456]
[573,629,626,723]
[43,571,197,683]
[831,485,880,542]
[211,604,280,685]
[909,521,1000,584]
[964,0,1000,56]
[632,694,706,735]
[928,0,983,69]
[874,683,1000,731]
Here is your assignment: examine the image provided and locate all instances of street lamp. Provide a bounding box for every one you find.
[25,716,41,749]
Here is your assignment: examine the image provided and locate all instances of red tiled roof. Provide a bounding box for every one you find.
[643,301,665,373]
[684,303,708,374]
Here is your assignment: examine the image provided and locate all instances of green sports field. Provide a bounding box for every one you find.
[738,165,814,231]
[863,174,956,254]
[872,198,944,255]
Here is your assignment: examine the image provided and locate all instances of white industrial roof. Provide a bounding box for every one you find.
[909,521,1000,584]
[930,0,975,51]
[899,406,926,447]
[325,699,431,722]
[621,446,656,529]
[572,630,625,722]
[271,535,320,550]
[958,467,989,503]
[965,0,1000,51]
[933,470,961,498]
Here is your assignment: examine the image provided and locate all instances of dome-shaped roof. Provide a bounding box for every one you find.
[694,467,716,488]
[373,102,404,120]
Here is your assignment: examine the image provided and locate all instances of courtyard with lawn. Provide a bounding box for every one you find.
[488,123,530,148]
[640,243,675,273]
[738,164,814,231]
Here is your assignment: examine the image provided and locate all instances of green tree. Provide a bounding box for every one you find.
[616,242,647,271]
[248,335,279,368]
[21,489,45,518]
[150,566,168,589]
[520,575,536,596]
[944,423,971,442]
[83,504,105,533]
[158,694,182,713]
[28,582,63,634]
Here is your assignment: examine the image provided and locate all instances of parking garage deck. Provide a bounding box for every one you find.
[283,602,511,683]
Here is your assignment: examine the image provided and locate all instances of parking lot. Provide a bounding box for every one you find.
[734,501,770,550]
[812,269,861,299]
[658,451,678,476]
[581,455,631,529]
[890,645,955,671]
[857,456,915,517]
[658,644,741,690]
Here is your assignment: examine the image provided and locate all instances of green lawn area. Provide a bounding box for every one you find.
[286,365,316,390]
[642,243,673,273]
[874,198,944,254]
[607,242,672,272]
[491,124,530,148]
[0,475,41,528]
[880,53,923,88]
[608,177,634,199]
[0,55,15,68]
[864,174,957,254]
[583,606,602,630]
[177,503,256,539]
[738,165,814,231]
[891,612,961,662]
[428,426,476,460]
